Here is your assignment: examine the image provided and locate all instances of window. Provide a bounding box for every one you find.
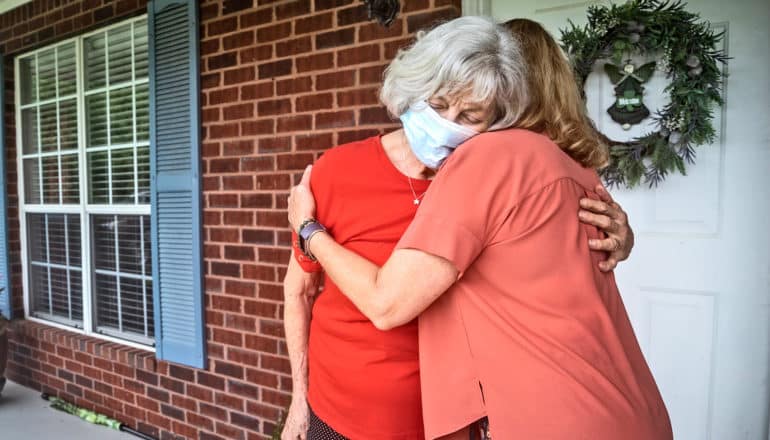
[16,16,154,346]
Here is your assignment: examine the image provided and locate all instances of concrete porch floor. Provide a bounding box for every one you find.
[0,380,135,439]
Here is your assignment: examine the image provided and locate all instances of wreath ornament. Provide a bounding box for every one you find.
[561,0,729,188]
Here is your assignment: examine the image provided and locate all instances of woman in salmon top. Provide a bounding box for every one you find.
[287,18,671,440]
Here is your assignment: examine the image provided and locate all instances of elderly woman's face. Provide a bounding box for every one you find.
[427,94,496,133]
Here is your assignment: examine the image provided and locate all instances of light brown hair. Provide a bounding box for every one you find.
[504,18,608,169]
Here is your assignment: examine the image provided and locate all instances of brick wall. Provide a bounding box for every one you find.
[2,0,461,439]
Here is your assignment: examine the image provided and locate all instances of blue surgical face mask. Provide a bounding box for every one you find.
[399,101,479,169]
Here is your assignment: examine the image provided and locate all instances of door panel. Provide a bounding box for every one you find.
[485,1,770,438]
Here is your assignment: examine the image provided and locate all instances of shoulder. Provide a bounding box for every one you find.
[315,135,382,171]
[452,129,557,161]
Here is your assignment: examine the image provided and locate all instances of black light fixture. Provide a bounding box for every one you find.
[363,0,400,27]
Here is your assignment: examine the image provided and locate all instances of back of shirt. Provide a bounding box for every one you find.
[398,129,673,439]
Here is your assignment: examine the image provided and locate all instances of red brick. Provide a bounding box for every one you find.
[223,103,254,120]
[316,70,356,91]
[295,133,335,151]
[277,115,312,132]
[276,36,312,57]
[187,412,215,431]
[336,4,368,26]
[384,37,413,59]
[213,328,244,346]
[223,175,253,190]
[197,371,226,391]
[223,30,254,50]
[359,106,392,124]
[244,334,278,353]
[258,59,293,79]
[209,193,239,208]
[315,28,354,50]
[359,18,404,42]
[260,353,290,373]
[315,110,356,129]
[225,280,254,298]
[223,0,254,15]
[258,283,284,301]
[338,128,380,144]
[256,174,291,190]
[295,12,332,34]
[296,53,334,73]
[359,63,387,84]
[241,8,272,28]
[202,108,220,123]
[239,44,273,63]
[225,315,258,336]
[276,153,314,170]
[244,300,279,318]
[224,66,255,85]
[406,7,459,33]
[242,119,275,136]
[242,229,275,245]
[225,245,255,261]
[211,261,242,278]
[243,264,276,282]
[276,76,312,95]
[402,0,430,12]
[337,43,381,66]
[223,140,254,156]
[257,22,291,43]
[314,0,353,10]
[215,391,245,411]
[212,294,243,312]
[224,211,254,226]
[230,411,262,431]
[201,39,220,56]
[241,157,275,173]
[172,394,197,412]
[258,137,292,153]
[257,99,292,116]
[209,123,239,139]
[208,17,238,37]
[297,92,333,112]
[338,87,379,107]
[209,158,240,174]
[241,81,274,100]
[258,248,291,264]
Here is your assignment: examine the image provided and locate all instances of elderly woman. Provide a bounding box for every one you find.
[282,16,636,440]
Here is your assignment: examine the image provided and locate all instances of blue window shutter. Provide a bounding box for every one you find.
[0,52,11,320]
[148,0,206,368]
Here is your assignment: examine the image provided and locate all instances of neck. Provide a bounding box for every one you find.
[382,129,435,179]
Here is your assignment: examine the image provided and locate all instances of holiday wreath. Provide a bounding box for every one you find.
[560,0,729,188]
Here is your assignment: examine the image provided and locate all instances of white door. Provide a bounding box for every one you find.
[478,0,770,438]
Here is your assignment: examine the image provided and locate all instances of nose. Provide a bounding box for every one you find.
[438,104,462,123]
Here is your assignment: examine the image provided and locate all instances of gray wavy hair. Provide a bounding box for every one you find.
[380,15,528,130]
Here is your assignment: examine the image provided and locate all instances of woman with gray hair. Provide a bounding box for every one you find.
[281,16,634,440]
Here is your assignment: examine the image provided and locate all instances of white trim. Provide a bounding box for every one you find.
[15,15,153,347]
[26,316,156,352]
[0,0,32,16]
[462,0,493,16]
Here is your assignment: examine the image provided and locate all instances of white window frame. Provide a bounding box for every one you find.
[15,15,154,351]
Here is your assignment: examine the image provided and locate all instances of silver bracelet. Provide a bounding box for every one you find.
[304,228,326,260]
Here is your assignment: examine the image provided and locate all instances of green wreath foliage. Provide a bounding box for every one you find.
[561,0,729,188]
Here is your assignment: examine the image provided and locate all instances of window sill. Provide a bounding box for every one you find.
[9,318,157,373]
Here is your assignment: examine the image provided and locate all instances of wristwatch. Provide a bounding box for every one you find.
[298,219,326,260]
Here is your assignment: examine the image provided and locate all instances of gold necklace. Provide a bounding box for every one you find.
[399,134,427,205]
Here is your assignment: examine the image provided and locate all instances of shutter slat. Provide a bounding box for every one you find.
[149,0,205,368]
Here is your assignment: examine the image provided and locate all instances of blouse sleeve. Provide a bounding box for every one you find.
[396,134,514,273]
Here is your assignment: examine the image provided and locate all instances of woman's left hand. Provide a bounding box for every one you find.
[578,185,634,272]
[288,165,317,233]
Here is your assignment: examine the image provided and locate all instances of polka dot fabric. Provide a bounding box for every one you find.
[307,406,348,440]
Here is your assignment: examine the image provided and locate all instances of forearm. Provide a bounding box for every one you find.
[282,260,315,395]
[308,232,457,330]
[308,232,388,326]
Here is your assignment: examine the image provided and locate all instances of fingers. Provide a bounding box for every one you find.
[588,237,621,252]
[598,257,618,272]
[594,184,613,204]
[579,211,619,233]
[579,197,610,215]
[299,165,312,187]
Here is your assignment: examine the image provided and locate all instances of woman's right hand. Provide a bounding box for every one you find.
[281,397,309,440]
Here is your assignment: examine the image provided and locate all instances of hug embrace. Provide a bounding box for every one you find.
[282,16,673,440]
